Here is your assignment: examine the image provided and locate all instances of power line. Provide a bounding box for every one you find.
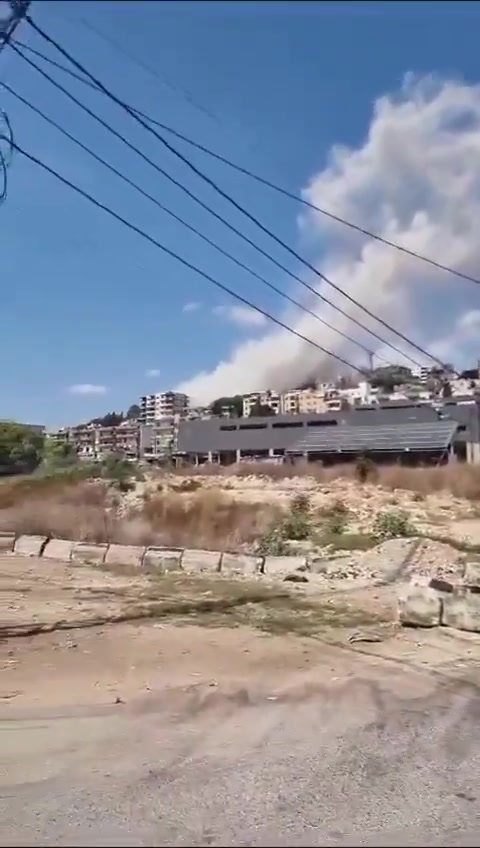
[11,42,419,369]
[23,15,448,371]
[6,136,371,378]
[74,15,220,126]
[2,77,395,367]
[15,37,480,292]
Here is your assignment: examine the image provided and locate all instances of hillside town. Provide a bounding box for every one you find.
[45,362,480,467]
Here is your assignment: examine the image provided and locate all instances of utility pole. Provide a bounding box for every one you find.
[367,350,374,373]
[0,1,31,56]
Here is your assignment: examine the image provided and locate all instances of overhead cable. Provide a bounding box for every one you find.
[6,137,372,377]
[23,15,448,370]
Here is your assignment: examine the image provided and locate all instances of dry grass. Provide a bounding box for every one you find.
[177,461,480,500]
[0,476,282,551]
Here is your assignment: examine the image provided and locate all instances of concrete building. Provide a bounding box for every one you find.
[176,401,480,466]
[242,390,281,417]
[139,392,189,424]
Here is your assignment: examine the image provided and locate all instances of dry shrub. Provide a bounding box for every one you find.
[138,489,281,550]
[174,461,480,500]
[0,477,282,551]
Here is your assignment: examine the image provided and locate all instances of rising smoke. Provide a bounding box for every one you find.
[177,75,480,404]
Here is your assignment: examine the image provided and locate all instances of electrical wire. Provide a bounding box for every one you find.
[6,136,372,378]
[1,78,397,367]
[15,36,480,291]
[11,41,419,368]
[23,15,448,371]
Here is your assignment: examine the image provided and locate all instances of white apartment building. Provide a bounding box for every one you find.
[242,390,281,417]
[139,392,189,424]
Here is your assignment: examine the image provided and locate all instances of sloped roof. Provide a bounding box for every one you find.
[286,420,459,455]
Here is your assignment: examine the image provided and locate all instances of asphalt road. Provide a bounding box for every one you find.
[2,668,480,847]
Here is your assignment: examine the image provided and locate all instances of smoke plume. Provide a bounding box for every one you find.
[177,75,480,403]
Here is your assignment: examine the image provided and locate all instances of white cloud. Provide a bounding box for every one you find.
[177,74,480,403]
[182,301,201,313]
[67,384,108,396]
[145,368,161,378]
[213,304,267,328]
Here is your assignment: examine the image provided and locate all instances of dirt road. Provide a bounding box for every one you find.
[3,554,480,845]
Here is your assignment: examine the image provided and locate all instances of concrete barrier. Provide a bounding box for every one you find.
[72,542,108,565]
[143,547,183,572]
[221,552,263,576]
[182,548,221,573]
[42,538,74,562]
[14,535,48,557]
[464,560,480,587]
[442,589,480,632]
[0,531,15,553]
[104,544,145,568]
[398,584,443,627]
[263,555,307,576]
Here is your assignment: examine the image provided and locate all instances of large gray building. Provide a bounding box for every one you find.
[177,401,480,466]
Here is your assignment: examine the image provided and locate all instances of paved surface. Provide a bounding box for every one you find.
[3,639,480,847]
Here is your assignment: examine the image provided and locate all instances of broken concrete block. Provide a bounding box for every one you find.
[220,552,262,575]
[464,560,480,587]
[263,555,307,576]
[143,547,183,572]
[398,585,442,627]
[14,535,47,557]
[182,549,221,573]
[71,542,108,565]
[442,589,480,632]
[104,544,145,568]
[0,531,15,553]
[42,538,74,561]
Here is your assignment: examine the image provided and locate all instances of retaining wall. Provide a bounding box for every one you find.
[4,533,304,579]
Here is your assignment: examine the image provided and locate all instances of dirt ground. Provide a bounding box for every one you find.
[2,554,480,719]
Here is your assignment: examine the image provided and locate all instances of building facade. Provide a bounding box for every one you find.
[139,392,189,424]
[242,390,281,417]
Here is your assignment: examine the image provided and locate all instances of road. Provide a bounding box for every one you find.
[2,624,480,847]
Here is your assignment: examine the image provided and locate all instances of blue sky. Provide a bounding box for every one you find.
[2,0,480,426]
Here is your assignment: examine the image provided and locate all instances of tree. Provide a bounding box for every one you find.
[126,404,141,420]
[0,422,45,475]
[210,395,243,417]
[89,411,124,427]
[42,438,76,471]
[249,401,275,417]
[442,381,452,398]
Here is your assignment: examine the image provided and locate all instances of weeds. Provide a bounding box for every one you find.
[282,494,311,540]
[372,509,414,540]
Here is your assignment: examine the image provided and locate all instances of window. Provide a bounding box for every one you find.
[239,423,267,430]
[272,421,304,429]
[306,419,338,427]
[220,425,237,431]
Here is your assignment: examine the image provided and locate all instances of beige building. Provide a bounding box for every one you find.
[140,392,189,424]
[242,390,281,417]
[281,388,340,415]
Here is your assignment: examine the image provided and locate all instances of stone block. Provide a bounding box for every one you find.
[398,585,442,627]
[442,589,480,632]
[143,547,183,572]
[182,549,221,573]
[221,552,262,575]
[464,560,480,587]
[0,531,15,553]
[105,544,145,568]
[42,538,74,561]
[263,555,307,576]
[14,535,47,557]
[72,542,108,565]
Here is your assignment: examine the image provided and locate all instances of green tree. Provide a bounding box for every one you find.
[42,438,77,471]
[249,401,275,417]
[0,422,45,475]
[126,404,141,419]
[89,411,124,427]
[210,395,243,417]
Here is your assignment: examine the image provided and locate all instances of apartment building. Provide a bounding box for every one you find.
[281,388,338,415]
[139,392,189,424]
[242,390,281,417]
